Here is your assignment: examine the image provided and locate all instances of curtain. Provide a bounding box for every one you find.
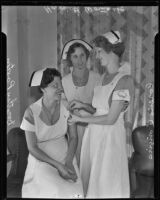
[4,6,58,133]
[57,6,158,157]
[4,6,157,157]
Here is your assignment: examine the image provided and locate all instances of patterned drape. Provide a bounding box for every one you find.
[57,6,158,157]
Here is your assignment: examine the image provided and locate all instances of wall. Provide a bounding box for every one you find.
[2,6,21,133]
[2,6,57,133]
[2,6,57,176]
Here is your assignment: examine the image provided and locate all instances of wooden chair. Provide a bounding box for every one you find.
[129,125,154,198]
[7,127,29,198]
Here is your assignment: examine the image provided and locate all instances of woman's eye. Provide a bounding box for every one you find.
[81,54,85,58]
[52,84,58,88]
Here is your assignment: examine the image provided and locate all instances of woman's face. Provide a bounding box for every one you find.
[70,47,87,70]
[43,77,63,101]
[95,47,110,67]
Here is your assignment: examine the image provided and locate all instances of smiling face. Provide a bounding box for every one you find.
[42,76,63,101]
[70,47,87,70]
[95,47,111,67]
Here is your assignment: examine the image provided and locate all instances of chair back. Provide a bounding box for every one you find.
[132,125,154,176]
[7,127,29,180]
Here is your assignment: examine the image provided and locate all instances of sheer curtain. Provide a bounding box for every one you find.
[4,6,157,156]
[4,6,58,133]
[57,6,158,157]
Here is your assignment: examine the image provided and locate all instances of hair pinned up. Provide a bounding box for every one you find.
[29,68,61,90]
[92,31,125,58]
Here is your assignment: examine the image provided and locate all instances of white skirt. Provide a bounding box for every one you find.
[22,137,84,198]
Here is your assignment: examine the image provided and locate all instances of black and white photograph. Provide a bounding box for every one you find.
[2,4,158,198]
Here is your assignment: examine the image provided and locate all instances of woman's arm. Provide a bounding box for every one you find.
[25,131,76,181]
[69,76,134,125]
[71,75,134,125]
[69,100,124,125]
[81,102,96,114]
[68,100,96,114]
[65,123,78,164]
[65,123,78,180]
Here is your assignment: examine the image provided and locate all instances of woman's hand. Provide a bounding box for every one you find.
[67,110,82,125]
[68,100,84,111]
[55,88,64,96]
[68,113,82,124]
[65,162,77,181]
[122,101,129,111]
[57,163,77,182]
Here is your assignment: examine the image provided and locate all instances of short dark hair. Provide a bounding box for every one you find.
[66,42,90,66]
[92,35,125,58]
[39,68,61,93]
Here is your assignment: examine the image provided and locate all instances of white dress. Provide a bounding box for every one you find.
[80,70,131,198]
[62,71,100,105]
[20,98,84,198]
[62,71,101,165]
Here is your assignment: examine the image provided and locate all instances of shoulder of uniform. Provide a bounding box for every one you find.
[115,75,133,90]
[62,73,71,80]
[119,75,133,84]
[89,71,101,78]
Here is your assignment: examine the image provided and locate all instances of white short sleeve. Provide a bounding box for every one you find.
[112,89,130,101]
[20,118,35,132]
[20,107,35,132]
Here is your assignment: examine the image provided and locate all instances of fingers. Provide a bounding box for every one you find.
[68,100,76,107]
[68,100,81,110]
[60,171,77,182]
[68,102,76,111]
[71,176,77,182]
[69,101,76,107]
[67,168,75,174]
[56,88,64,95]
[59,170,74,180]
[122,101,129,111]
[65,163,78,179]
[69,105,76,111]
[73,110,81,117]
[68,113,82,124]
[71,114,79,122]
[67,116,75,124]
[67,118,75,125]
[68,172,77,182]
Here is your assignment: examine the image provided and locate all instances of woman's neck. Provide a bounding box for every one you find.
[72,67,89,87]
[102,61,120,85]
[41,96,60,125]
[72,67,88,78]
[42,96,59,111]
[106,61,120,75]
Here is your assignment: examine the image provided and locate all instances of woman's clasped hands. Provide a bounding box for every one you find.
[57,162,78,182]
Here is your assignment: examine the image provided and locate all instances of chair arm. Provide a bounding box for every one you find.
[129,157,137,197]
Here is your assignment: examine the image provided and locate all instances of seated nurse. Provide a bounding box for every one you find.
[20,68,84,198]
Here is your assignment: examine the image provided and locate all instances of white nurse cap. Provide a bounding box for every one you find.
[61,39,93,60]
[102,30,122,44]
[29,68,46,87]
